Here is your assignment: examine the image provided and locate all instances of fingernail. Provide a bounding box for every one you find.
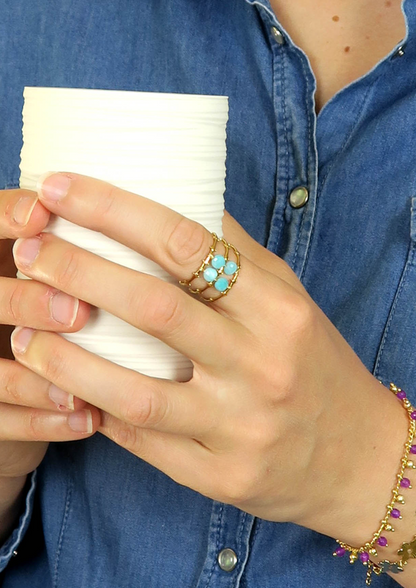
[38,173,72,202]
[50,292,79,326]
[12,196,38,226]
[13,237,41,267]
[49,384,75,411]
[11,327,35,354]
[68,409,93,434]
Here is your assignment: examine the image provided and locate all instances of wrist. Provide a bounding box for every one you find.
[300,376,409,546]
[329,382,416,585]
[337,380,409,549]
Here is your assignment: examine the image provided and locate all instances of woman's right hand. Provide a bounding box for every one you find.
[0,188,100,486]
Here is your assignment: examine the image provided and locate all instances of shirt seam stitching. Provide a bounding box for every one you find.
[267,40,289,252]
[300,70,384,281]
[53,475,74,588]
[202,502,225,588]
[374,198,416,377]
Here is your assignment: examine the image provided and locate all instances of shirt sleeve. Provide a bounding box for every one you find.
[0,470,37,573]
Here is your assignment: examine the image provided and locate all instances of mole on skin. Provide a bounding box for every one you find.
[336,0,391,50]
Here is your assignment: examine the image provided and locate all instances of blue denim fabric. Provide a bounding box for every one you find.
[0,0,415,586]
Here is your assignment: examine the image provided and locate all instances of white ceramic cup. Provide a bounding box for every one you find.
[19,87,228,380]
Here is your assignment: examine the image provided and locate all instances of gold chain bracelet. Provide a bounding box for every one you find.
[333,383,416,585]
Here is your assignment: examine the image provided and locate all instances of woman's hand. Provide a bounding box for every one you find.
[0,187,100,485]
[10,172,409,548]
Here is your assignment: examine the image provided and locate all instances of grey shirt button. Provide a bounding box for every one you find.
[218,548,238,572]
[271,26,285,45]
[289,186,309,208]
[392,44,406,59]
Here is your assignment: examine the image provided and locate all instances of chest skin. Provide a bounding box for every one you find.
[269,0,407,113]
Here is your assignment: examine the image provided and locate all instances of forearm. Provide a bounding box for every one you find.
[0,475,27,545]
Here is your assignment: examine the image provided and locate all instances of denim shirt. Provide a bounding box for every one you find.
[0,0,415,586]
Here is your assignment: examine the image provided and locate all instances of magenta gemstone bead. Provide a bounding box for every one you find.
[335,547,346,557]
[391,508,401,518]
[360,552,370,563]
[377,537,388,547]
[397,391,407,400]
[411,445,416,454]
[401,477,411,488]
[411,411,416,420]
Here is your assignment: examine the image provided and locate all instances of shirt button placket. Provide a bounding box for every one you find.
[195,502,255,587]
[263,9,318,273]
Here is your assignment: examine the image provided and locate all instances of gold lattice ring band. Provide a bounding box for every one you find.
[179,233,241,302]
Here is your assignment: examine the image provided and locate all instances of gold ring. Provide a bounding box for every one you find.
[179,233,240,302]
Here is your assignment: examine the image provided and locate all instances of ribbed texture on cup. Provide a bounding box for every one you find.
[19,87,229,380]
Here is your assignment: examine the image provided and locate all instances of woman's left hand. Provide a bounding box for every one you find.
[10,172,408,544]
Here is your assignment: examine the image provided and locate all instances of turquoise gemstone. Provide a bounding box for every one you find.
[224,261,237,275]
[212,255,226,270]
[203,267,218,282]
[214,277,229,292]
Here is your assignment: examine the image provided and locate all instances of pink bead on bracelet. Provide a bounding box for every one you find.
[333,383,416,585]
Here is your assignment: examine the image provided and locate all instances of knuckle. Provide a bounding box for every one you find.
[107,420,144,454]
[122,385,168,429]
[3,365,22,405]
[268,363,297,402]
[26,410,44,441]
[253,365,296,409]
[219,467,258,505]
[90,184,121,230]
[54,249,81,292]
[166,216,208,268]
[42,347,67,385]
[248,417,277,451]
[284,293,315,336]
[141,288,186,339]
[6,281,25,325]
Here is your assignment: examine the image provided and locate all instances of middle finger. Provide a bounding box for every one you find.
[12,233,242,368]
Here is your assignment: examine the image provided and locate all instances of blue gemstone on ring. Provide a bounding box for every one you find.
[224,261,238,275]
[203,267,218,282]
[212,255,226,270]
[214,277,229,292]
